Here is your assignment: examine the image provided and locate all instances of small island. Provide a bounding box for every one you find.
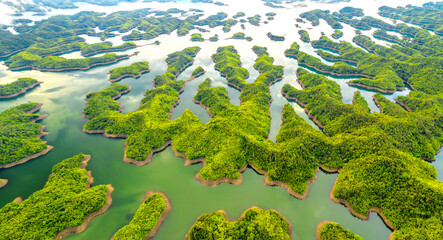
[109,61,151,82]
[316,221,362,240]
[0,78,42,99]
[80,41,137,57]
[0,154,113,239]
[191,33,205,42]
[298,30,311,42]
[267,32,285,41]
[331,29,343,39]
[186,207,292,240]
[112,192,171,240]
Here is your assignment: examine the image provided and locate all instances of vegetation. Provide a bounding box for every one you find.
[0,153,110,239]
[331,29,343,39]
[0,102,48,165]
[248,15,261,26]
[379,3,443,35]
[267,32,285,41]
[298,30,310,42]
[113,193,169,240]
[209,35,219,42]
[186,207,291,240]
[318,222,362,240]
[80,41,136,56]
[191,66,205,78]
[191,33,205,41]
[233,12,245,19]
[6,52,129,71]
[109,61,150,82]
[232,32,246,39]
[0,78,39,97]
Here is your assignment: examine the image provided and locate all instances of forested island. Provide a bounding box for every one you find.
[0,102,52,167]
[0,78,41,98]
[316,221,362,240]
[0,154,113,239]
[1,1,443,239]
[109,61,150,82]
[186,207,291,240]
[113,192,170,240]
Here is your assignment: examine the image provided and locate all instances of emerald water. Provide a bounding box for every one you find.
[0,0,439,239]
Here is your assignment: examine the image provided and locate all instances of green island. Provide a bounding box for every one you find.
[233,12,245,19]
[331,29,343,39]
[298,30,310,42]
[0,102,53,168]
[248,14,261,26]
[6,52,133,72]
[191,33,205,42]
[209,34,219,42]
[230,32,252,41]
[0,153,113,239]
[378,2,443,35]
[190,66,206,79]
[80,41,137,57]
[286,30,443,93]
[186,207,291,240]
[0,78,42,99]
[109,61,151,82]
[112,192,171,240]
[316,221,362,240]
[267,32,285,41]
[281,66,443,238]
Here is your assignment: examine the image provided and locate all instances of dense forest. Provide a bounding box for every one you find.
[109,61,150,82]
[113,192,170,240]
[317,222,362,240]
[0,78,40,98]
[186,207,291,240]
[0,154,112,239]
[0,102,49,165]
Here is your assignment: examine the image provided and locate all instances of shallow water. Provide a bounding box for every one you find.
[0,0,439,239]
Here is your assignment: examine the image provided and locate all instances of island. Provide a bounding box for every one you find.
[267,32,285,41]
[331,29,343,39]
[112,192,171,240]
[0,78,42,99]
[109,61,151,82]
[0,153,113,239]
[298,30,310,42]
[316,221,362,240]
[0,102,53,168]
[186,207,291,240]
[80,41,137,57]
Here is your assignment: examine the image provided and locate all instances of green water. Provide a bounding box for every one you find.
[1,0,439,239]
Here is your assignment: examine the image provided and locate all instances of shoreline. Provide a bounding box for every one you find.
[281,89,329,136]
[393,98,413,112]
[372,95,383,113]
[81,44,137,57]
[55,155,114,239]
[284,53,373,79]
[109,68,151,82]
[111,191,172,240]
[314,50,359,67]
[347,82,404,94]
[0,81,43,99]
[8,53,136,72]
[0,179,8,189]
[329,177,397,234]
[315,221,332,240]
[185,206,293,240]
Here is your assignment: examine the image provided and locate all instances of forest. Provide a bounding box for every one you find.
[0,78,39,97]
[186,207,291,240]
[113,192,169,240]
[318,222,362,240]
[0,102,48,165]
[109,61,150,82]
[0,154,111,239]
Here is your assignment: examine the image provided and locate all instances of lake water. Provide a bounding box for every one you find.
[0,0,439,239]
